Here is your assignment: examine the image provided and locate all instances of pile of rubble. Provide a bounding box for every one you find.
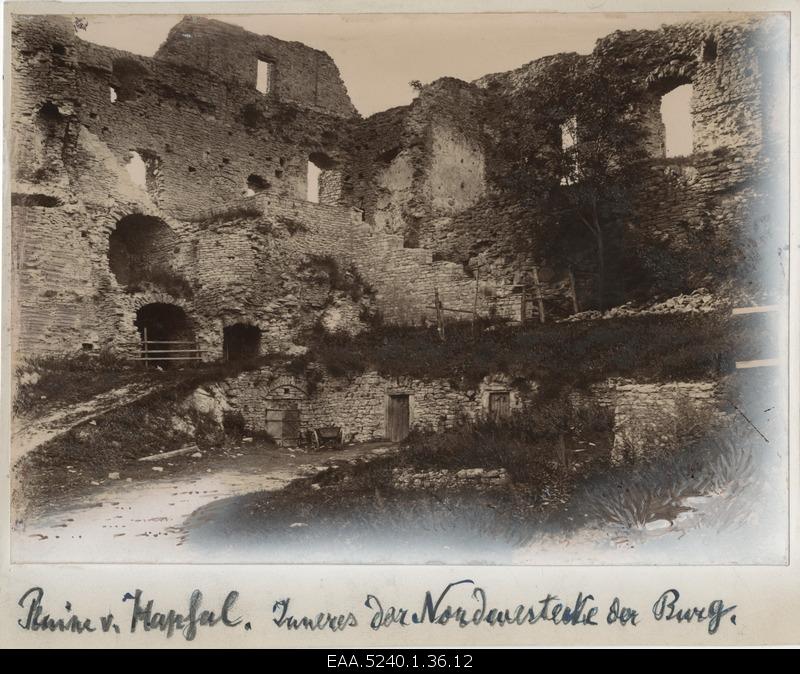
[562,289,724,322]
[392,467,509,490]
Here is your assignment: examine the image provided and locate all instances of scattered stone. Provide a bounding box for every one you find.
[138,445,199,462]
[108,472,120,480]
[152,466,164,473]
[644,519,672,531]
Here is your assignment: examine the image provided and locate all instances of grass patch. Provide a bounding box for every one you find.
[12,351,285,420]
[14,382,228,510]
[14,351,140,417]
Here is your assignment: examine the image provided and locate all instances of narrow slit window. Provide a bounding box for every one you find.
[256,60,274,94]
[661,84,694,158]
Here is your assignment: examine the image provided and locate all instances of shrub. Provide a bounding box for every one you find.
[222,410,247,438]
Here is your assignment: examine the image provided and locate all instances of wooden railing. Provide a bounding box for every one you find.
[123,329,205,365]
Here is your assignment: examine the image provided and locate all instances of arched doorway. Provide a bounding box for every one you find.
[134,302,196,367]
[223,323,261,361]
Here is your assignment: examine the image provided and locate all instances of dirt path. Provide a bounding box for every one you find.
[12,442,393,563]
[12,382,163,458]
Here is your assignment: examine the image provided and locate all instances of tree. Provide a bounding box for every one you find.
[542,61,649,310]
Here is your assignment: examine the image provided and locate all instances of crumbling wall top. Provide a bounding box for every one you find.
[154,16,357,118]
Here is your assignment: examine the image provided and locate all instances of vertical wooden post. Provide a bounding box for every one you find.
[568,266,580,314]
[532,266,546,324]
[434,287,445,342]
[143,327,149,368]
[472,270,480,338]
[520,285,527,324]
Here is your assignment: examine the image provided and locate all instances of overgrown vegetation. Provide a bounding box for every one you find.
[277,215,308,235]
[14,351,135,417]
[126,265,194,299]
[13,350,286,419]
[301,311,769,392]
[185,399,756,558]
[14,382,228,511]
[191,205,263,229]
[299,254,375,302]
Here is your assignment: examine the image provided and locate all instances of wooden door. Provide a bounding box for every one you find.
[387,394,410,442]
[489,392,511,420]
[281,408,300,445]
[265,406,300,445]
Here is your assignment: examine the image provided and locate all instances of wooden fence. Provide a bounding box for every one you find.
[123,329,204,366]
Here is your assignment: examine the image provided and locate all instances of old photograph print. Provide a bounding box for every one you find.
[6,10,790,563]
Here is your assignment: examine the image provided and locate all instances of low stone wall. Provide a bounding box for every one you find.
[605,379,723,462]
[217,368,532,444]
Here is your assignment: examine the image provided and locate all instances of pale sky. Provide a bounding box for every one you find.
[77,12,721,154]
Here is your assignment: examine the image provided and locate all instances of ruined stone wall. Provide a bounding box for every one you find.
[608,379,723,462]
[8,15,360,357]
[10,16,356,220]
[185,195,370,357]
[405,16,786,308]
[154,16,356,118]
[8,14,787,360]
[568,378,725,462]
[220,369,532,443]
[343,79,489,243]
[10,202,97,355]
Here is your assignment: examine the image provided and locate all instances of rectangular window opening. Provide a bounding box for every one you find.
[256,60,274,95]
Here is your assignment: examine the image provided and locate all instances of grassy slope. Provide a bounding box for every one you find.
[303,311,772,391]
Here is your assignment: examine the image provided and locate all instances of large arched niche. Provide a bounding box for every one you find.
[108,214,179,288]
[223,323,262,361]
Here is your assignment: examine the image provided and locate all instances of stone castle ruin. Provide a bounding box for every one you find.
[9,15,788,447]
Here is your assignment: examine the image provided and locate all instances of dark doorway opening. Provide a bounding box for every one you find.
[134,303,195,367]
[223,323,261,361]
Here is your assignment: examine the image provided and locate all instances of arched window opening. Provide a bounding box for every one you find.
[111,57,148,102]
[36,102,65,140]
[660,84,694,158]
[108,214,180,291]
[245,174,270,196]
[223,324,262,361]
[135,303,194,367]
[560,117,578,185]
[307,152,340,204]
[125,151,147,190]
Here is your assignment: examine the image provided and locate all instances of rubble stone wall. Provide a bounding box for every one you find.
[220,369,531,444]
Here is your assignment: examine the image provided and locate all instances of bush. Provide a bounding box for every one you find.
[299,254,375,302]
[222,410,247,438]
[302,311,743,391]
